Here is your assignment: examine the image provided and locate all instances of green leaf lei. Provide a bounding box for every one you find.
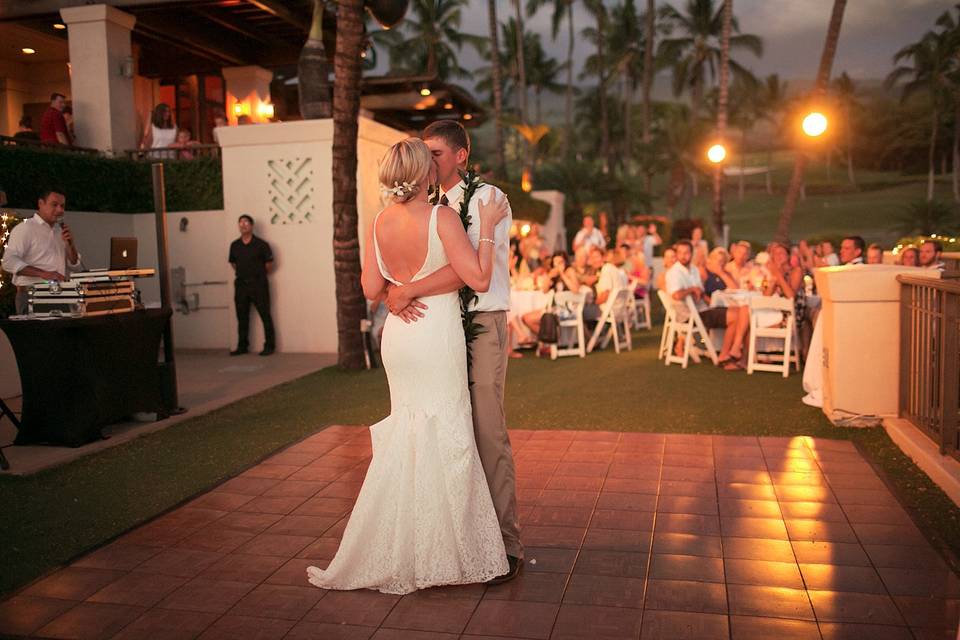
[455,170,487,367]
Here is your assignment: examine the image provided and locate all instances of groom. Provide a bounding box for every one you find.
[385,120,523,584]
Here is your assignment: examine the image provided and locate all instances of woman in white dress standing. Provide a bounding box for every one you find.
[140,103,177,158]
[306,138,509,594]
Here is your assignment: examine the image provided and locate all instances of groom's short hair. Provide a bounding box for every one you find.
[423,120,471,156]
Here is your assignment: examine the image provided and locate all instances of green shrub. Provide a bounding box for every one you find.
[0,146,223,213]
[490,181,551,224]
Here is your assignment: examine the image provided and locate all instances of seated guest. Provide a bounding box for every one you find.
[866,243,884,265]
[14,116,40,141]
[623,244,651,298]
[797,240,817,273]
[725,241,753,288]
[1,187,81,315]
[898,246,919,267]
[691,225,709,255]
[521,252,579,339]
[666,240,749,370]
[637,223,662,269]
[840,235,865,265]
[703,247,737,302]
[655,247,676,291]
[571,245,599,292]
[919,239,945,270]
[692,241,709,283]
[763,242,802,298]
[615,224,636,249]
[818,240,840,266]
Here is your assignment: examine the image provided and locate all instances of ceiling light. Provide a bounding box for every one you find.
[463,113,473,121]
[21,48,36,55]
[419,86,431,97]
[443,102,453,110]
[53,23,66,30]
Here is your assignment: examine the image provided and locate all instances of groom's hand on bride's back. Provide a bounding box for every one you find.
[386,284,427,323]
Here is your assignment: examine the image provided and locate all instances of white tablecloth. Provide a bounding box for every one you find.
[509,290,551,321]
[802,315,823,407]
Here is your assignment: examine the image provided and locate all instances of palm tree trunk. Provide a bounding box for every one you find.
[331,0,366,370]
[739,127,746,201]
[953,103,959,203]
[775,0,846,243]
[488,0,507,179]
[712,0,731,239]
[623,77,633,172]
[514,0,529,125]
[565,2,575,159]
[641,0,654,192]
[845,104,856,188]
[927,108,938,202]
[595,2,611,173]
[298,0,332,119]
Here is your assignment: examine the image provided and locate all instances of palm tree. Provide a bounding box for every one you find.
[374,0,485,80]
[831,71,860,188]
[886,26,955,202]
[710,0,731,238]
[332,0,367,369]
[641,0,656,190]
[728,76,760,200]
[608,0,645,171]
[299,0,332,119]
[582,0,612,172]
[487,0,508,178]
[528,42,567,123]
[934,7,960,202]
[775,0,847,244]
[658,0,763,119]
[526,0,577,157]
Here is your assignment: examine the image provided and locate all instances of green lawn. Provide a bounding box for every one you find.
[2,331,958,596]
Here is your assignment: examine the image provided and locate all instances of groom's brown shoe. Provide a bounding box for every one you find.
[487,555,523,586]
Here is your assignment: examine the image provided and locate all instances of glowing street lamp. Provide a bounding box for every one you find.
[802,112,828,137]
[707,143,727,164]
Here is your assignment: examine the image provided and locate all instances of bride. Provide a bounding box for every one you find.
[306,137,509,594]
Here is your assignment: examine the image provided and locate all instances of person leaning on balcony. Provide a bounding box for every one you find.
[39,93,72,146]
[839,236,865,265]
[1,187,81,315]
[866,243,885,265]
[899,247,919,267]
[229,214,275,357]
[14,116,40,141]
[140,103,177,152]
[919,240,945,271]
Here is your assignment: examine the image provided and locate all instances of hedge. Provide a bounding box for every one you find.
[0,146,223,213]
[491,181,552,224]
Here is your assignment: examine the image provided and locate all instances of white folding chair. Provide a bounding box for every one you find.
[626,278,653,330]
[659,291,719,368]
[587,289,633,354]
[657,289,674,360]
[747,295,796,377]
[550,291,587,359]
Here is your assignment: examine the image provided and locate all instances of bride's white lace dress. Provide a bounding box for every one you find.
[306,205,508,595]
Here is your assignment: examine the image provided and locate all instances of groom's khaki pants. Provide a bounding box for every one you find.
[470,311,523,560]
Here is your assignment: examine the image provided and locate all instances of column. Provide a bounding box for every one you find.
[60,4,136,153]
[222,66,273,124]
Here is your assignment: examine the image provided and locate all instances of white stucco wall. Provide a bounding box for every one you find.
[530,190,566,255]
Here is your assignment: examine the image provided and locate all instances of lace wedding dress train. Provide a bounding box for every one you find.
[306,206,507,595]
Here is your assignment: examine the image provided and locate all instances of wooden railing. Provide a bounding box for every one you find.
[0,134,101,155]
[124,144,221,161]
[898,274,960,460]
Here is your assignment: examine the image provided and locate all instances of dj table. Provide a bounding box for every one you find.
[0,308,172,447]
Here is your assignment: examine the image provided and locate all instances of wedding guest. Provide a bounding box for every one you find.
[571,245,599,291]
[573,215,606,252]
[919,239,945,271]
[840,236,865,265]
[692,241,709,283]
[62,106,75,141]
[212,113,229,144]
[521,252,579,338]
[797,240,817,273]
[666,240,749,369]
[1,187,81,315]
[172,127,198,160]
[818,240,840,266]
[596,248,629,310]
[725,241,752,287]
[899,247,919,267]
[691,225,709,255]
[39,93,71,145]
[141,103,177,154]
[615,224,636,249]
[866,243,884,265]
[598,211,611,247]
[763,242,802,298]
[703,247,737,301]
[237,114,253,125]
[13,116,39,141]
[655,246,676,291]
[624,245,651,298]
[637,223,661,269]
[229,214,276,356]
[519,224,543,270]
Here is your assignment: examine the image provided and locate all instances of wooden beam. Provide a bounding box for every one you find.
[245,0,309,31]
[189,6,270,44]
[135,14,248,66]
[0,0,197,20]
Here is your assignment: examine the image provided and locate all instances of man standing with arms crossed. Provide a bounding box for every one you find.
[384,121,523,584]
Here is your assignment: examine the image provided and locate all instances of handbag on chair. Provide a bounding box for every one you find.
[537,312,560,344]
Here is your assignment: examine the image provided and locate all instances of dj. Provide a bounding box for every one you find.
[1,187,81,315]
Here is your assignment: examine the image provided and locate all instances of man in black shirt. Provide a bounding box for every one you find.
[228,214,275,355]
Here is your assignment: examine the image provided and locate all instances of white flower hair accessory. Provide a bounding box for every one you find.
[381,181,417,199]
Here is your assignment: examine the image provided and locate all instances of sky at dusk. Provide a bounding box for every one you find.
[379,0,951,92]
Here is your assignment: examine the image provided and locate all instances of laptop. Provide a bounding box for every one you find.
[110,237,138,270]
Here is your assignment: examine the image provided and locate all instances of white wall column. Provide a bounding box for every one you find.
[60,4,136,153]
[222,66,273,124]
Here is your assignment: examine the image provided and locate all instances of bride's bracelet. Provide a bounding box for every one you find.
[479,238,496,246]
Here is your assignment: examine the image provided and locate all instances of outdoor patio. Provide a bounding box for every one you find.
[1,425,956,640]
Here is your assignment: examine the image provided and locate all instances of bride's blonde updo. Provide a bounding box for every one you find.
[379,137,432,204]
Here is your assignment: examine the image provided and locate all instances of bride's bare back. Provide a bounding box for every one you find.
[374,201,435,285]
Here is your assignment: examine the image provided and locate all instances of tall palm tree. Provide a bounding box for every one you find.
[658,0,762,118]
[728,75,760,200]
[513,0,530,126]
[934,7,960,202]
[332,0,367,369]
[526,0,577,157]
[487,0,507,178]
[374,0,485,80]
[528,42,567,123]
[608,0,644,171]
[886,25,955,202]
[710,0,731,238]
[641,0,656,190]
[775,0,847,244]
[831,71,860,188]
[582,0,612,172]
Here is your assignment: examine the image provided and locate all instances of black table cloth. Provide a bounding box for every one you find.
[0,309,171,447]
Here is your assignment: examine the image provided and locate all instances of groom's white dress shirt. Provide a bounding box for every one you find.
[441,180,513,313]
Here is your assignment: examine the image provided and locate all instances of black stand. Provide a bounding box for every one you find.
[0,397,20,470]
[152,163,185,416]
